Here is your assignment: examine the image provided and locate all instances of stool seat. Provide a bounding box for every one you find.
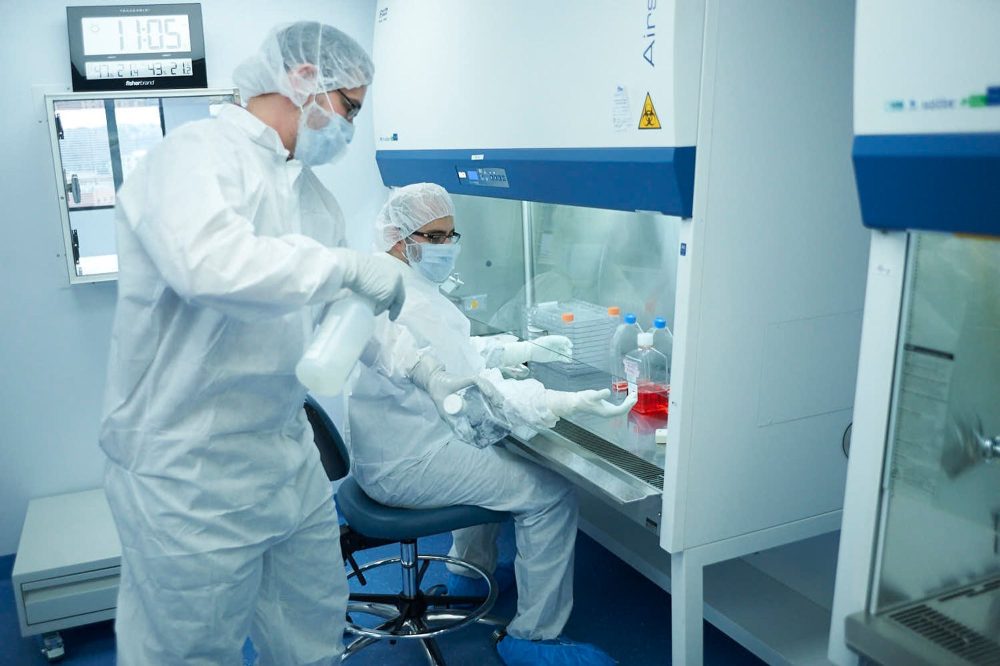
[337,478,510,541]
[304,396,511,663]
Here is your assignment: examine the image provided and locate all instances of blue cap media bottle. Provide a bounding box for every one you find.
[609,313,643,393]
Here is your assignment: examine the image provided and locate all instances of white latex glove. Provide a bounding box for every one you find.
[331,249,406,321]
[410,354,506,429]
[500,335,574,365]
[545,389,637,419]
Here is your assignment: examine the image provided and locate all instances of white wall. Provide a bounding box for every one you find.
[0,0,386,555]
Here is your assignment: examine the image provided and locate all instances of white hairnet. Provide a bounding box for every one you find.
[233,21,374,107]
[375,183,456,251]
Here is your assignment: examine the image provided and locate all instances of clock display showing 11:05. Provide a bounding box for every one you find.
[85,58,193,80]
[81,16,192,56]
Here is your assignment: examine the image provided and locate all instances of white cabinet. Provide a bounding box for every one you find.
[13,489,121,648]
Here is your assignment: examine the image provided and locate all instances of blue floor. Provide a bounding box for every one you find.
[1,522,763,665]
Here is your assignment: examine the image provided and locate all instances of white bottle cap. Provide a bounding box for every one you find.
[655,428,668,444]
[442,393,464,415]
[637,332,654,347]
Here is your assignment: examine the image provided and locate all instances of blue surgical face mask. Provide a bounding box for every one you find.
[294,103,354,166]
[404,241,461,283]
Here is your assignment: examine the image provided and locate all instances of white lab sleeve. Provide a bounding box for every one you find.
[118,127,349,321]
[359,313,431,384]
[363,323,547,435]
[478,367,557,439]
[470,333,519,368]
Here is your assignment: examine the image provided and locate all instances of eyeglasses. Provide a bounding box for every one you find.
[335,89,362,121]
[410,230,462,244]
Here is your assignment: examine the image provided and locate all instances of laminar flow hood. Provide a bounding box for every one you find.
[371,1,703,216]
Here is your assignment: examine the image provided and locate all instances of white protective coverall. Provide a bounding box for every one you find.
[348,267,579,641]
[100,103,354,664]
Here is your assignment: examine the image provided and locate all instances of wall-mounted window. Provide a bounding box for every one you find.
[46,89,239,284]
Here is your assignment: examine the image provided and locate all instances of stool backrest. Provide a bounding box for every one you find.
[304,395,350,482]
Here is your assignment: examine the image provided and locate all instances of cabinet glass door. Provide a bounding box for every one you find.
[871,233,1000,636]
[446,194,680,471]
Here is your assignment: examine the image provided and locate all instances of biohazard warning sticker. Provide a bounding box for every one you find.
[638,93,661,129]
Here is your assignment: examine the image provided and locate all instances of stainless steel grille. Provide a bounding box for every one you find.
[552,420,664,488]
[890,603,1000,665]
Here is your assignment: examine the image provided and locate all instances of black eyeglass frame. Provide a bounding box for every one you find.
[335,89,362,121]
[409,230,462,244]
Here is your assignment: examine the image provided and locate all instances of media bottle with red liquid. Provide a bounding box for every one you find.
[623,332,669,417]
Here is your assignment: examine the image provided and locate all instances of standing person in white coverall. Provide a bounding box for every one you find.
[348,183,636,666]
[99,22,409,665]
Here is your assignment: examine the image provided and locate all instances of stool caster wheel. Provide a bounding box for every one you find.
[40,632,65,662]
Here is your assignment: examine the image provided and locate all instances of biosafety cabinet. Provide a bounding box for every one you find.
[829,2,1000,665]
[374,1,867,663]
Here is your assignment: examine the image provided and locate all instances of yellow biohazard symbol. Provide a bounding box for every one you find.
[639,93,661,129]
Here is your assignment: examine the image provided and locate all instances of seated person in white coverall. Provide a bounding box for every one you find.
[347,183,635,666]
